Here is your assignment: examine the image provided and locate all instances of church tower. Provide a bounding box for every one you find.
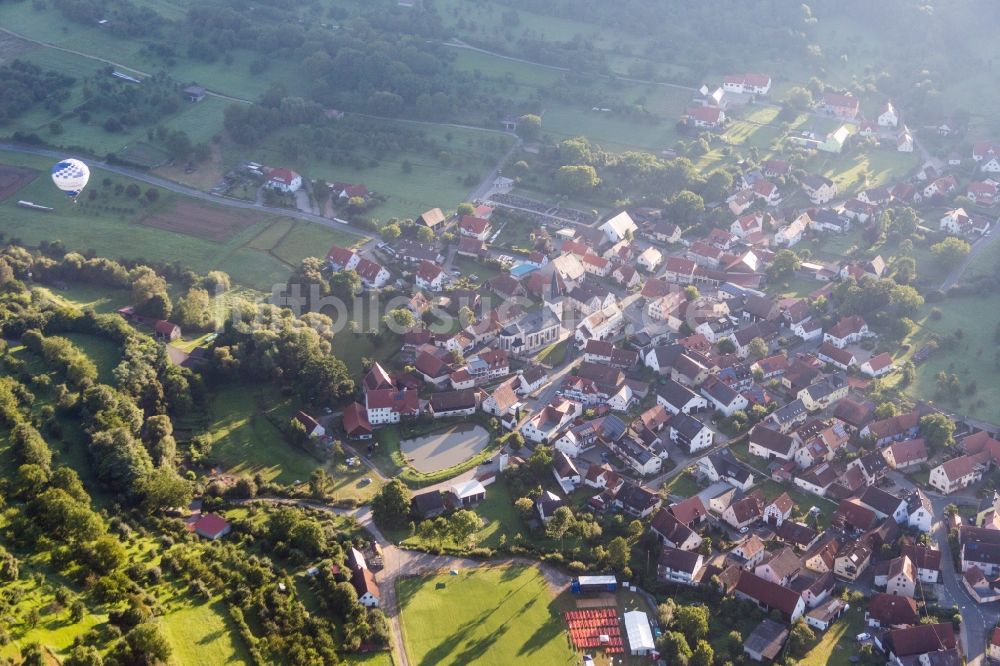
[544,270,564,323]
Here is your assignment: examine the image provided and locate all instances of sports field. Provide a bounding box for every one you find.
[397,565,576,666]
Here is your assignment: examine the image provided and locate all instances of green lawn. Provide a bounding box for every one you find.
[61,332,122,383]
[397,565,576,666]
[203,384,320,484]
[800,606,865,666]
[161,597,252,666]
[900,294,1000,424]
[31,283,132,313]
[663,472,702,499]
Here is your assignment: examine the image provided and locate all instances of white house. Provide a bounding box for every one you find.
[801,175,837,205]
[415,260,445,291]
[877,102,899,127]
[265,167,302,193]
[774,213,810,247]
[700,378,749,417]
[636,247,662,272]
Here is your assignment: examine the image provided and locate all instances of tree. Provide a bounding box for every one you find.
[920,413,955,449]
[555,165,600,193]
[665,190,704,228]
[514,497,535,520]
[174,287,214,331]
[769,249,801,278]
[787,619,816,657]
[290,519,325,556]
[931,236,971,264]
[117,622,172,665]
[139,467,193,514]
[684,285,700,301]
[384,308,416,331]
[380,223,401,241]
[456,203,475,217]
[371,479,411,529]
[448,509,484,547]
[691,639,714,666]
[85,534,128,575]
[673,605,709,642]
[747,337,768,359]
[527,445,553,476]
[660,631,693,665]
[782,86,814,111]
[416,225,435,243]
[893,256,917,284]
[516,114,541,140]
[0,545,18,582]
[607,536,630,571]
[330,269,362,299]
[546,506,576,548]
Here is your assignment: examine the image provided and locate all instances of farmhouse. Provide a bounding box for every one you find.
[417,208,446,230]
[265,167,302,193]
[929,455,983,494]
[189,513,232,540]
[341,402,373,440]
[598,211,638,244]
[722,73,772,95]
[686,106,726,128]
[821,92,859,119]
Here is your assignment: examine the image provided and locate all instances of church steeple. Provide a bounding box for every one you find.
[544,270,564,322]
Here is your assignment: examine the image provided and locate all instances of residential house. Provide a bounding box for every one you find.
[754,547,802,586]
[265,167,302,193]
[816,342,856,370]
[878,101,899,127]
[929,455,983,494]
[364,388,420,425]
[732,535,768,569]
[428,389,479,419]
[763,492,795,526]
[801,174,837,204]
[669,412,714,453]
[748,424,798,461]
[884,624,957,665]
[735,571,806,622]
[723,493,764,530]
[879,555,917,597]
[883,438,928,471]
[797,374,848,412]
[686,106,726,128]
[415,260,445,291]
[411,490,446,519]
[824,315,870,348]
[901,544,941,584]
[698,450,754,490]
[658,547,704,586]
[701,377,749,417]
[341,402,373,441]
[973,141,1000,172]
[906,490,934,533]
[481,378,522,429]
[294,411,325,439]
[458,215,491,240]
[416,208,446,230]
[866,593,919,629]
[552,450,581,490]
[860,352,894,377]
[822,92,859,119]
[650,509,703,551]
[519,397,581,443]
[833,539,873,581]
[774,213,810,247]
[656,379,708,415]
[636,247,662,272]
[857,486,908,523]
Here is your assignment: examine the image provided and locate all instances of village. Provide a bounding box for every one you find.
[128,67,1000,666]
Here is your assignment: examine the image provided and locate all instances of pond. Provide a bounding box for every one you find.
[399,423,491,474]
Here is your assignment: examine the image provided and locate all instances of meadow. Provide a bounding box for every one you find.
[396,565,576,666]
[201,384,320,485]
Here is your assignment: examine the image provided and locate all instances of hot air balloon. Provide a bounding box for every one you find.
[51,159,90,198]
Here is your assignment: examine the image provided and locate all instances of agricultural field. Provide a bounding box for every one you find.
[396,565,576,666]
[0,151,366,291]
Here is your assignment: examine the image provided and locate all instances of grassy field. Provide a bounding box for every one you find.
[0,151,365,291]
[397,565,576,666]
[161,597,252,666]
[800,606,865,666]
[31,283,132,313]
[61,332,122,383]
[203,384,321,484]
[900,294,1000,424]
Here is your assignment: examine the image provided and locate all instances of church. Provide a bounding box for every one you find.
[497,272,565,353]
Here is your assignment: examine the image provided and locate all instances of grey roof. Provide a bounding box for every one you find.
[657,378,700,410]
[671,412,708,439]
